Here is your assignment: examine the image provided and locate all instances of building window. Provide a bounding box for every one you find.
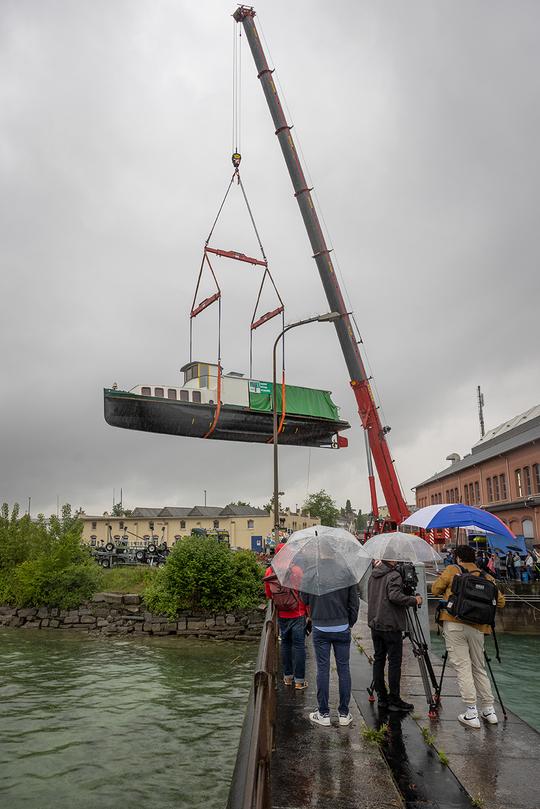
[149,521,154,530]
[486,478,493,502]
[438,493,442,504]
[499,474,507,500]
[154,387,164,398]
[302,522,307,528]
[445,490,450,503]
[91,521,97,530]
[213,520,219,529]
[247,519,254,529]
[522,518,534,539]
[493,476,500,502]
[90,535,97,546]
[292,521,297,529]
[524,466,532,496]
[180,520,186,529]
[192,390,201,403]
[141,386,151,396]
[533,463,540,493]
[515,469,523,498]
[168,389,177,400]
[474,481,480,503]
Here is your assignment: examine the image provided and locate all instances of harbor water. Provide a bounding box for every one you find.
[0,629,256,809]
[430,631,540,730]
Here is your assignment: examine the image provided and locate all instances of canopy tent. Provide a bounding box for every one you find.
[487,534,527,556]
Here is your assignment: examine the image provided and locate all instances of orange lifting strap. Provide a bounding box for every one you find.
[202,365,222,439]
[266,369,287,442]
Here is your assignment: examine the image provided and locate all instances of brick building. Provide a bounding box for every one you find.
[413,405,540,541]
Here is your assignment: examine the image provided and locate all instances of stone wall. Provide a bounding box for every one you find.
[0,592,266,640]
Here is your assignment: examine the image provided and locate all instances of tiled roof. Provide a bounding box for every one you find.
[131,508,162,518]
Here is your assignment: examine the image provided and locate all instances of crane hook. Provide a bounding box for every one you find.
[232,152,241,168]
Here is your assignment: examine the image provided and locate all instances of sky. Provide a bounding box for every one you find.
[1,0,539,518]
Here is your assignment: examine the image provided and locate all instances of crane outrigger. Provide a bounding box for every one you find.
[233,6,410,528]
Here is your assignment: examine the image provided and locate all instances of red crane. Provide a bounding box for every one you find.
[233,6,410,529]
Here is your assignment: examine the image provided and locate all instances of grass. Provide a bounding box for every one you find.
[99,566,158,594]
[471,794,485,808]
[420,726,435,746]
[437,749,449,766]
[361,722,388,745]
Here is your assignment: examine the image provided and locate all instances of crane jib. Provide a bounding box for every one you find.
[233,5,410,524]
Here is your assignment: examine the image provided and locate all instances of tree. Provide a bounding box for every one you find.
[227,501,252,508]
[111,503,132,517]
[263,495,283,514]
[345,499,353,515]
[355,510,368,533]
[303,490,340,527]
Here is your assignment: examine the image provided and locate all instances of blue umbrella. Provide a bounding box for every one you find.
[402,503,515,540]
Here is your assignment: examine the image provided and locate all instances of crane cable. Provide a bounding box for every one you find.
[193,22,285,439]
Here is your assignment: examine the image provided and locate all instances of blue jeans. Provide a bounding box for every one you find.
[279,616,306,683]
[312,627,351,716]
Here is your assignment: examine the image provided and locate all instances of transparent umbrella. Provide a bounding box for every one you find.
[271,525,370,596]
[362,532,443,563]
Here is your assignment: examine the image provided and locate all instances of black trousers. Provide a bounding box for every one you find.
[371,629,403,700]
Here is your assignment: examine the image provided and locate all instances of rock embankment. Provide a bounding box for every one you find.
[0,593,266,640]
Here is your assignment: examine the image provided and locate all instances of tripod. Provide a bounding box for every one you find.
[367,605,441,718]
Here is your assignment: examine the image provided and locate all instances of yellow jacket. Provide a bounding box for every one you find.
[431,562,505,634]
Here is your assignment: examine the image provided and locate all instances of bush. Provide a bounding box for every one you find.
[143,536,264,618]
[0,503,103,609]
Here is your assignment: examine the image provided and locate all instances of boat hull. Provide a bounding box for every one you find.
[104,390,349,448]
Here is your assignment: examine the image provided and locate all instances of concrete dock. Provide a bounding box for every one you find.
[270,608,540,809]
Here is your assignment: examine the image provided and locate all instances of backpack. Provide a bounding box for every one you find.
[265,572,300,612]
[446,565,498,627]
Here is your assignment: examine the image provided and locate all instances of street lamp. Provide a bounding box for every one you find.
[272,312,342,539]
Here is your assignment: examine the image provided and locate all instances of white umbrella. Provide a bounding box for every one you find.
[362,531,443,563]
[271,525,370,595]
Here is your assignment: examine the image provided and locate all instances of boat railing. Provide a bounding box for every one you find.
[226,601,278,809]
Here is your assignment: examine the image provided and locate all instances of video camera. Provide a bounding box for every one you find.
[397,562,418,595]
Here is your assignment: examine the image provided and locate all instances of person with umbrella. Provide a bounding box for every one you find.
[271,527,369,728]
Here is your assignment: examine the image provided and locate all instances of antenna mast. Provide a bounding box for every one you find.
[477,386,485,438]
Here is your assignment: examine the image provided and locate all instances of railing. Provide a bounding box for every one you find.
[226,603,278,809]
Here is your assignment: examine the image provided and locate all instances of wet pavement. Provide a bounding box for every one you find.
[271,640,403,809]
[271,611,540,809]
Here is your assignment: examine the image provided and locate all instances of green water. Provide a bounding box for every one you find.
[430,632,540,730]
[0,629,256,809]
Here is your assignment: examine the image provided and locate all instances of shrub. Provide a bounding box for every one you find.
[0,503,103,609]
[143,536,264,618]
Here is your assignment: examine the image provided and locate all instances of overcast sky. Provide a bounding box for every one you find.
[1,0,539,518]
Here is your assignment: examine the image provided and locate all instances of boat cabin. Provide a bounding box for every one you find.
[129,362,249,408]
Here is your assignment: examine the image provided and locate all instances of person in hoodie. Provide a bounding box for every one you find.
[300,562,359,728]
[367,560,422,712]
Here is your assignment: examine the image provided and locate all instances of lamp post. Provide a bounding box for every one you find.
[272,312,341,539]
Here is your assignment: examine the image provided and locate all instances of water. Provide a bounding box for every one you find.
[430,631,540,730]
[0,629,256,809]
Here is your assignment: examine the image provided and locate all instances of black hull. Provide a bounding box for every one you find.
[103,391,349,448]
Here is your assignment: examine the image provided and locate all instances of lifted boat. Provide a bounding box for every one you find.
[104,361,350,448]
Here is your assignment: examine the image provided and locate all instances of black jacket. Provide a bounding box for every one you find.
[300,585,359,628]
[367,563,417,632]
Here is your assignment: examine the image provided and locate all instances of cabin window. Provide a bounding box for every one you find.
[180,390,189,402]
[247,519,254,529]
[192,390,201,403]
[155,387,164,398]
[141,386,151,396]
[168,389,177,400]
[184,364,199,383]
[180,520,186,529]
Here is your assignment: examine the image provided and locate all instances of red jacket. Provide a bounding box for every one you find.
[264,550,306,619]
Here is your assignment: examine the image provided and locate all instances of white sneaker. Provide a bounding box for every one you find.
[481,708,498,725]
[339,712,353,726]
[458,709,481,729]
[309,710,331,727]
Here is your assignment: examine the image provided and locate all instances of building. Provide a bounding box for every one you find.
[413,405,540,541]
[80,504,319,552]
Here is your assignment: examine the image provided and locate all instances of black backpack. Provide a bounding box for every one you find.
[446,565,498,627]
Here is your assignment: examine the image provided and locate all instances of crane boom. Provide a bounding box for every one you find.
[233,6,409,524]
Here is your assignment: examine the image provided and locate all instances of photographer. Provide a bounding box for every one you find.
[367,560,422,712]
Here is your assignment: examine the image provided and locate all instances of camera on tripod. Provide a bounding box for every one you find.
[397,562,418,595]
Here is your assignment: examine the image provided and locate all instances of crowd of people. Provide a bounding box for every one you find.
[265,538,508,731]
[443,546,540,581]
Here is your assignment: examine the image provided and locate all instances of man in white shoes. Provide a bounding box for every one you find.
[432,544,505,729]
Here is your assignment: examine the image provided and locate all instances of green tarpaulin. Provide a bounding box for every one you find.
[248,381,339,420]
